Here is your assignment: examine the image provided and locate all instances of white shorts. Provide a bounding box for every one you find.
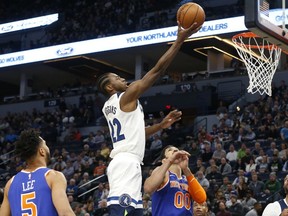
[107,152,143,209]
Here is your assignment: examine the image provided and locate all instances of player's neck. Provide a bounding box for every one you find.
[169,165,182,178]
[25,159,47,171]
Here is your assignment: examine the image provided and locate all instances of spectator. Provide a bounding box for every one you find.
[233,159,246,174]
[228,192,244,216]
[93,182,105,211]
[251,142,261,158]
[205,159,218,176]
[212,143,227,165]
[202,144,214,164]
[237,143,247,160]
[219,157,232,176]
[67,178,79,198]
[216,201,232,216]
[206,165,223,188]
[142,194,152,216]
[245,158,257,174]
[278,142,288,160]
[192,158,206,174]
[83,132,96,147]
[235,176,248,200]
[265,141,278,158]
[244,202,262,216]
[196,170,210,189]
[242,127,256,141]
[264,172,281,202]
[93,159,107,178]
[53,155,66,171]
[256,155,269,173]
[149,134,163,157]
[280,120,288,142]
[248,173,265,199]
[226,144,238,164]
[232,170,248,187]
[268,152,283,172]
[94,130,105,145]
[62,160,75,180]
[219,177,232,195]
[241,190,257,213]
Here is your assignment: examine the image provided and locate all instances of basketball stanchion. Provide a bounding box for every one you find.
[232,32,282,96]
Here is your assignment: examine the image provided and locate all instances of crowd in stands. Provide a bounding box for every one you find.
[0,79,288,215]
[0,0,245,54]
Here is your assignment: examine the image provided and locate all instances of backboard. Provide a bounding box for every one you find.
[245,0,288,52]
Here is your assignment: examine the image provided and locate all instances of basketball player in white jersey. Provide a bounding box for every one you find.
[96,21,201,216]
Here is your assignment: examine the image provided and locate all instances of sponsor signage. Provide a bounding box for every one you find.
[0,16,247,68]
[0,13,59,34]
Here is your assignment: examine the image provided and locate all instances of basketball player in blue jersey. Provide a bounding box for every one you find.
[144,145,207,216]
[96,21,202,216]
[0,129,75,216]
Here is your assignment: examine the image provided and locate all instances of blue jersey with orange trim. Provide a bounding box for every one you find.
[152,171,193,216]
[8,167,58,216]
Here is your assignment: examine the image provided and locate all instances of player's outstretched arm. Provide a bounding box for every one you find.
[0,179,12,216]
[121,22,201,105]
[48,171,76,216]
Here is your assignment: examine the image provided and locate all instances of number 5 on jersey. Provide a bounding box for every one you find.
[21,192,37,216]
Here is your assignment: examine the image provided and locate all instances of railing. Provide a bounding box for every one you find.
[77,174,106,198]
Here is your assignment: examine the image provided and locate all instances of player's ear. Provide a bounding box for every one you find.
[105,83,113,93]
[39,147,45,156]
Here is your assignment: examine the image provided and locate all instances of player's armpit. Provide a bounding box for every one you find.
[187,175,207,204]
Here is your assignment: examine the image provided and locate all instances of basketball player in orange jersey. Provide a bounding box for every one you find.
[0,129,75,216]
[96,21,201,216]
[144,145,206,216]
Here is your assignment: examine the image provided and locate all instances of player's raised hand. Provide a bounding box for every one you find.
[165,149,190,165]
[177,21,202,41]
[160,110,182,129]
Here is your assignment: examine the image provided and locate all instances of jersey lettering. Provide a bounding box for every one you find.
[109,118,125,143]
[21,192,37,216]
[174,191,191,210]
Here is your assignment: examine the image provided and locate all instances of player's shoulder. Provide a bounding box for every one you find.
[3,175,15,195]
[262,200,282,216]
[46,169,66,181]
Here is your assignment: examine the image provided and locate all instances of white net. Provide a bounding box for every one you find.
[232,32,282,96]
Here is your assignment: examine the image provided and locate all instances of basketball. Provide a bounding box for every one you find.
[177,3,205,30]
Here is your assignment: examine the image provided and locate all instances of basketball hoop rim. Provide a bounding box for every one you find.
[232,32,280,50]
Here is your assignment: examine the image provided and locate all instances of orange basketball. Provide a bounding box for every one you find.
[177,3,205,29]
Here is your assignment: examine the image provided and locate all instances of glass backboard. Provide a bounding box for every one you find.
[245,0,288,52]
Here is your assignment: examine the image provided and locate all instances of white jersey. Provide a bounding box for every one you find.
[262,199,287,216]
[102,92,145,160]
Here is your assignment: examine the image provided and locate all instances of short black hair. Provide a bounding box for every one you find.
[96,73,111,95]
[159,145,173,160]
[15,129,42,161]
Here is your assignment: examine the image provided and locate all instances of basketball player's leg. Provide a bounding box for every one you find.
[109,205,143,216]
[107,155,143,215]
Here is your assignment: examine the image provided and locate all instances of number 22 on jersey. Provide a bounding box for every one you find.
[109,118,125,143]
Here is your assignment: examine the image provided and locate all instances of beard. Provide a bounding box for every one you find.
[45,149,51,166]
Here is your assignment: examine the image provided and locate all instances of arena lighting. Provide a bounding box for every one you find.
[194,46,243,61]
[44,55,130,74]
[0,13,59,34]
